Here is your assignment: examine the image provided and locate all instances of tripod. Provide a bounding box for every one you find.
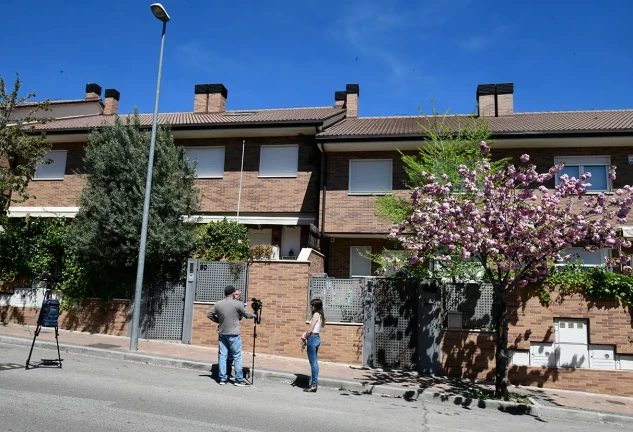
[250,298,262,384]
[25,273,62,370]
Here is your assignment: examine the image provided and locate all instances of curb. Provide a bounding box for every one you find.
[0,336,409,398]
[420,391,633,427]
[4,335,633,427]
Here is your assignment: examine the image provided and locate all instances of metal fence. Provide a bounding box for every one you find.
[307,277,365,323]
[144,282,186,340]
[442,282,494,330]
[194,261,248,303]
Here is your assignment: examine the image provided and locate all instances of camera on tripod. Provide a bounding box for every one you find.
[251,298,262,325]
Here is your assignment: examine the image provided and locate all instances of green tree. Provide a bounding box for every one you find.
[0,74,51,222]
[375,103,509,282]
[192,218,250,262]
[70,113,199,299]
[0,217,68,283]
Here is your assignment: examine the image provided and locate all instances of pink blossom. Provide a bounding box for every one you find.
[520,154,530,163]
[479,141,490,154]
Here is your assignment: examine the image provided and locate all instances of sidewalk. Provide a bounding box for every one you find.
[2,323,633,424]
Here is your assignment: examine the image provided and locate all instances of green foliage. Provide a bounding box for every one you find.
[70,113,200,299]
[541,260,633,306]
[249,244,274,261]
[0,74,52,220]
[0,217,68,283]
[375,102,509,279]
[192,219,250,262]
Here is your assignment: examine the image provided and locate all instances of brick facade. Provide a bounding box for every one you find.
[21,136,320,216]
[22,142,86,207]
[182,136,320,214]
[323,151,412,234]
[190,251,363,365]
[508,287,633,354]
[326,237,397,278]
[0,299,129,336]
[442,288,633,398]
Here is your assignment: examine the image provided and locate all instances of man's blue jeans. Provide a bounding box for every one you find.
[219,335,243,382]
[307,334,320,385]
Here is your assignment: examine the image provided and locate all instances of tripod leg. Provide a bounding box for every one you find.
[55,327,62,368]
[252,324,256,385]
[25,324,41,370]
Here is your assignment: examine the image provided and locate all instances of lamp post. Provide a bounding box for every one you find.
[130,3,171,351]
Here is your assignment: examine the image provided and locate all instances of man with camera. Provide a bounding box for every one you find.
[208,286,256,386]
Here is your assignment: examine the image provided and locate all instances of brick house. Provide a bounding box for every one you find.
[8,82,346,257]
[315,82,633,394]
[5,80,633,395]
[316,83,633,278]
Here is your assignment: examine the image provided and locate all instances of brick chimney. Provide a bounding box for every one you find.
[207,84,228,113]
[335,91,346,107]
[345,84,359,118]
[476,83,514,117]
[193,84,208,113]
[103,89,120,115]
[85,83,102,101]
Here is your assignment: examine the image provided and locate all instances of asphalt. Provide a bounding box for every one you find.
[2,331,633,428]
[1,345,629,432]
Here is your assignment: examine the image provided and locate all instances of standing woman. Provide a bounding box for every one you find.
[301,298,325,393]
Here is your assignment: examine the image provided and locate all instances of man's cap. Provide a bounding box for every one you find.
[225,285,237,296]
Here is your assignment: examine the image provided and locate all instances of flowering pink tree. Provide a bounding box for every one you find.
[391,141,633,399]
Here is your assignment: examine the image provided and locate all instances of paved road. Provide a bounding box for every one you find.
[0,343,625,432]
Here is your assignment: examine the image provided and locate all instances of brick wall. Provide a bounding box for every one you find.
[323,151,412,233]
[0,299,129,336]
[508,287,633,354]
[190,251,363,364]
[323,146,633,234]
[22,142,86,207]
[182,136,320,214]
[441,330,633,397]
[21,136,320,215]
[442,285,633,398]
[327,237,397,278]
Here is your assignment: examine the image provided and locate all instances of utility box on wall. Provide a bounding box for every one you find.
[530,342,556,367]
[554,318,589,369]
[589,345,616,370]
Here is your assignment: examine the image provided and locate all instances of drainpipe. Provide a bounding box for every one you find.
[317,142,327,236]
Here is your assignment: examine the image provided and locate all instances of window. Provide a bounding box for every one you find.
[554,156,610,192]
[558,247,611,268]
[248,229,272,246]
[185,147,225,178]
[259,145,298,177]
[34,151,67,180]
[349,159,392,195]
[350,246,372,277]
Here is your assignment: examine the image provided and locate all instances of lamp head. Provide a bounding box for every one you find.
[150,3,170,22]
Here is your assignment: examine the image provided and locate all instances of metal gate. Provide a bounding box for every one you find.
[144,282,186,340]
[137,259,249,343]
[191,260,248,303]
[363,278,441,373]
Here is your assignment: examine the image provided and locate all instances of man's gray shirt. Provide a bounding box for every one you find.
[208,298,255,336]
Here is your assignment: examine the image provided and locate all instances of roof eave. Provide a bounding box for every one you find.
[317,129,633,142]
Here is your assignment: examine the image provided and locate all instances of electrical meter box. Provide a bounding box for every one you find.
[530,343,556,367]
[589,345,616,370]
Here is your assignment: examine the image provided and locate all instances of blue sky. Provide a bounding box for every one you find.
[2,0,632,117]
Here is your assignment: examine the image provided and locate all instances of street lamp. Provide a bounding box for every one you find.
[129,3,170,351]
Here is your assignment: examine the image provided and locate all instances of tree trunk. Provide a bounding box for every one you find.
[494,286,510,401]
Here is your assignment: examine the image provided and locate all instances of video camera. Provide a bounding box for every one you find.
[251,298,262,324]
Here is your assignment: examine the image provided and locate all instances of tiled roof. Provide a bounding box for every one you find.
[29,107,345,132]
[317,110,633,138]
[17,99,99,107]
